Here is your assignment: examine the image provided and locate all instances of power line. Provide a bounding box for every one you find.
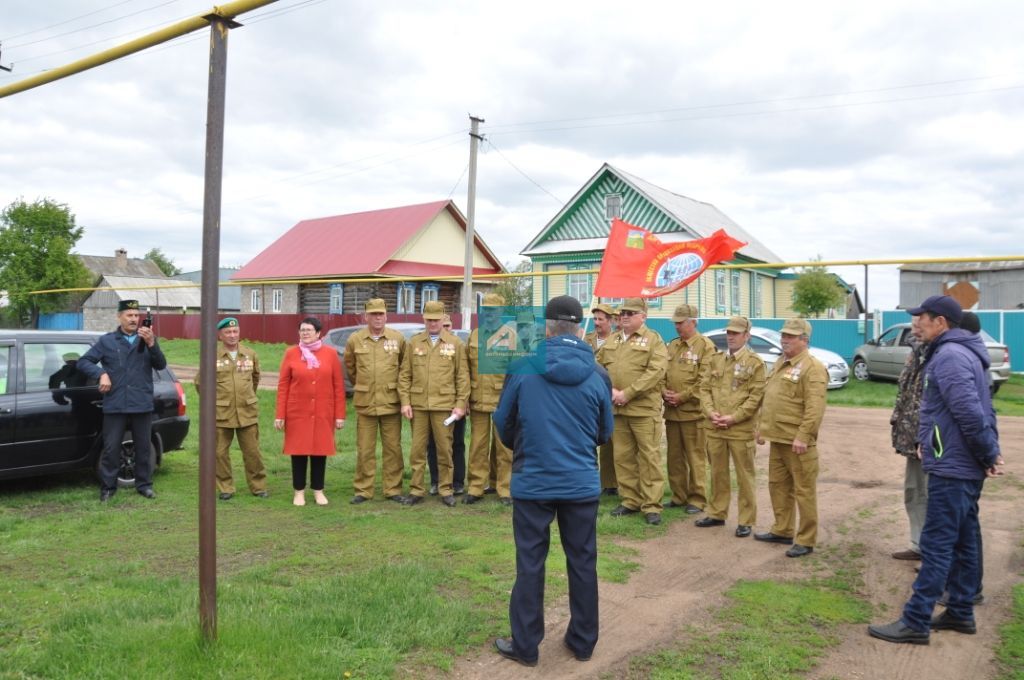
[1,0,138,42]
[6,0,184,49]
[485,139,563,205]
[447,163,469,199]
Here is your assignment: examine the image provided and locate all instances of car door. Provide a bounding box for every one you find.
[0,344,15,469]
[866,327,902,379]
[14,340,103,468]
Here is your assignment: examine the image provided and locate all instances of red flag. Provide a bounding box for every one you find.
[594,219,747,298]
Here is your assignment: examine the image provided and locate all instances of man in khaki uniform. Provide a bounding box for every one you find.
[344,298,407,505]
[663,303,717,514]
[399,300,470,507]
[199,317,267,500]
[696,316,766,536]
[586,302,618,495]
[464,293,514,505]
[755,318,828,557]
[604,297,668,525]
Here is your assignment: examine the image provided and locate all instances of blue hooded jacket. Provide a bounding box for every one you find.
[918,328,1000,479]
[493,334,614,501]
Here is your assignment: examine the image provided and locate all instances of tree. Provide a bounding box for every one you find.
[790,258,846,318]
[0,198,92,328]
[491,259,534,307]
[145,247,181,276]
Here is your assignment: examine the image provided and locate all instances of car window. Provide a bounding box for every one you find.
[24,342,95,393]
[898,328,915,347]
[0,345,9,394]
[749,336,779,353]
[709,334,728,351]
[877,328,899,347]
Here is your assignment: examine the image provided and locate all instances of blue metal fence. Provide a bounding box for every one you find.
[881,309,1022,372]
[37,312,83,330]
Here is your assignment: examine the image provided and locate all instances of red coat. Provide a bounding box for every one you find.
[275,345,346,455]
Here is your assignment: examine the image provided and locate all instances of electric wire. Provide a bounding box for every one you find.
[485,139,564,205]
[6,0,183,49]
[1,0,138,42]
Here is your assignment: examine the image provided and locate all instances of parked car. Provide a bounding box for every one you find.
[323,323,471,395]
[704,326,850,390]
[0,330,190,487]
[851,322,1010,393]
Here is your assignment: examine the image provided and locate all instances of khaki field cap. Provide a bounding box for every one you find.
[620,297,648,313]
[591,302,614,316]
[781,318,813,337]
[672,304,698,322]
[422,300,445,320]
[482,292,506,306]
[725,316,751,333]
[364,298,386,313]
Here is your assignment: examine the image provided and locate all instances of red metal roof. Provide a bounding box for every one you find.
[377,260,500,277]
[233,200,502,280]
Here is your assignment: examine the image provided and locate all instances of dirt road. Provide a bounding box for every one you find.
[454,406,1023,679]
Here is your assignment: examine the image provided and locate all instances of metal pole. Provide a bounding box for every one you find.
[198,14,233,641]
[461,115,484,330]
[863,263,870,343]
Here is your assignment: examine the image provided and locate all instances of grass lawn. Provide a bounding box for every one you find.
[161,339,290,373]
[827,374,1024,418]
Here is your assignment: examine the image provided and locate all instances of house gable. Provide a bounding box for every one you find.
[390,206,494,269]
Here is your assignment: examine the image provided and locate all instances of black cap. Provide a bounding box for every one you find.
[907,295,962,325]
[118,299,139,312]
[545,295,583,323]
[960,311,981,334]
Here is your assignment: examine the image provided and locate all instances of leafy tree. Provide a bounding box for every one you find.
[790,258,846,318]
[0,198,92,328]
[491,259,534,307]
[145,247,181,277]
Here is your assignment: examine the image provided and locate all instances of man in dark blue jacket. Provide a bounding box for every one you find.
[869,295,1003,644]
[491,295,614,667]
[78,300,167,502]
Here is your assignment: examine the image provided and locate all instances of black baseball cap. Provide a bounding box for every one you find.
[907,295,963,325]
[545,295,583,323]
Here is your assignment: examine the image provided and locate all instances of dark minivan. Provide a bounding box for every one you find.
[0,330,190,486]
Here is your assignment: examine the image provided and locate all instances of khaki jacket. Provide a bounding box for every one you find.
[602,324,668,416]
[399,330,470,411]
[698,345,766,439]
[664,333,717,422]
[468,327,505,412]
[758,349,828,446]
[195,344,260,428]
[343,327,405,416]
[583,330,612,353]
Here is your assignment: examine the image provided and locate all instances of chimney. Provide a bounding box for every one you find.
[115,248,128,267]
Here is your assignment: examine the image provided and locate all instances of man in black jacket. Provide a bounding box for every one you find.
[78,300,167,502]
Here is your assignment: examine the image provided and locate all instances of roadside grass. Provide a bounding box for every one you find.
[828,374,1024,417]
[997,582,1024,679]
[0,384,672,678]
[161,338,290,372]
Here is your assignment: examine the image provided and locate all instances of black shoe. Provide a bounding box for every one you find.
[735,525,751,538]
[499,497,513,507]
[386,494,405,503]
[602,487,619,496]
[667,501,686,508]
[402,495,423,506]
[867,620,929,645]
[891,549,922,561]
[610,505,639,517]
[684,504,703,514]
[494,638,537,667]
[350,495,369,505]
[786,544,813,558]
[219,492,233,501]
[695,517,725,527]
[754,532,793,545]
[441,495,456,507]
[563,637,592,662]
[453,486,465,496]
[645,513,661,526]
[254,491,269,498]
[930,610,977,634]
[429,484,438,496]
[137,488,156,499]
[100,489,116,502]
[462,494,483,505]
[484,486,497,495]
[938,592,984,607]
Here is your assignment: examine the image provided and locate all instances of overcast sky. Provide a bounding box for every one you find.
[3,0,1022,311]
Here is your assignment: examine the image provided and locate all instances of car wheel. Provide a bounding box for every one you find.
[852,358,870,381]
[115,432,158,488]
[991,382,1001,396]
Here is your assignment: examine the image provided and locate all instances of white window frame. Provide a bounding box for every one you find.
[250,289,261,313]
[730,271,741,314]
[566,264,592,306]
[271,288,283,313]
[714,271,726,314]
[397,284,416,314]
[605,194,622,220]
[329,284,344,314]
[420,284,440,312]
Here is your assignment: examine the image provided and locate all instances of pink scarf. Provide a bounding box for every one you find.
[299,339,322,369]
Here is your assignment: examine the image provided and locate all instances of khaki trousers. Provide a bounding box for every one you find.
[599,441,617,489]
[216,424,267,495]
[612,415,664,514]
[353,412,404,499]
[706,436,756,525]
[468,411,512,498]
[665,419,708,508]
[767,441,820,546]
[409,410,454,497]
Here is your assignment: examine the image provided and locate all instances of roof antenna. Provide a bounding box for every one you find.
[0,43,12,73]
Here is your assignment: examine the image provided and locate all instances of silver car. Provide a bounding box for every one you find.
[704,326,850,390]
[852,323,1010,393]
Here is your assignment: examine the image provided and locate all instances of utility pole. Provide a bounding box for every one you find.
[461,115,484,330]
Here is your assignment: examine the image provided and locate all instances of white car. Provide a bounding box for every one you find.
[704,326,850,390]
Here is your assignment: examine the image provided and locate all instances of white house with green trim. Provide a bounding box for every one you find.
[522,163,800,319]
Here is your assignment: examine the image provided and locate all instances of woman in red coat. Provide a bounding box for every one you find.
[274,317,346,506]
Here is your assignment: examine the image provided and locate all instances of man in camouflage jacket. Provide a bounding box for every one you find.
[889,319,927,561]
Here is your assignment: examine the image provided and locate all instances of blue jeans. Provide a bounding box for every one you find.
[902,474,983,631]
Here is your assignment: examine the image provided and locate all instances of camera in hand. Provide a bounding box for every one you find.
[142,311,153,328]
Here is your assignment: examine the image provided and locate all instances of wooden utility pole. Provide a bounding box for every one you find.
[461,115,484,329]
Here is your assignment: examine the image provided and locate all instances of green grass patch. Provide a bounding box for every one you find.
[829,374,1024,417]
[160,338,290,372]
[997,582,1024,679]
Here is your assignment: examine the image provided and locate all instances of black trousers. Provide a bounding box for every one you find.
[509,497,599,662]
[99,412,154,491]
[428,417,466,489]
[291,455,327,491]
